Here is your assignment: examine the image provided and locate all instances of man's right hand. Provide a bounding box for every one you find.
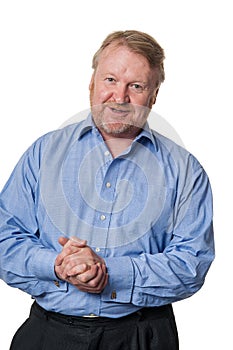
[54,236,108,293]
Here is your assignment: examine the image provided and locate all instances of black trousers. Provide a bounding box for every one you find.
[10,302,179,350]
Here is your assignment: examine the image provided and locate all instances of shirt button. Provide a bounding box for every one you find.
[95,247,100,252]
[106,182,111,188]
[100,214,106,221]
[104,150,110,156]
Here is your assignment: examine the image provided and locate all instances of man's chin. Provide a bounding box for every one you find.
[101,122,133,135]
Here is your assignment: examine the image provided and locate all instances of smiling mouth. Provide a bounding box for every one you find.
[107,104,132,115]
[110,107,130,113]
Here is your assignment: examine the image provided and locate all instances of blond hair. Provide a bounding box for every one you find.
[92,30,165,87]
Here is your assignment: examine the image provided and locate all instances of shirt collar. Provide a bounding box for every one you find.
[77,113,94,138]
[77,113,158,151]
[134,121,157,150]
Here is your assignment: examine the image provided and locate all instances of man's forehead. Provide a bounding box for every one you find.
[99,42,146,64]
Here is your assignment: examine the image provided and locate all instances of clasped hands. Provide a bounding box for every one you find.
[55,237,108,293]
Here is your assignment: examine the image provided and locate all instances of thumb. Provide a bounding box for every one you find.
[58,236,69,247]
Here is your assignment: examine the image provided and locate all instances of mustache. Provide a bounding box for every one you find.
[104,102,132,112]
[90,101,152,119]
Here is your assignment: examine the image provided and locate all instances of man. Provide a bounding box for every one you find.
[0,30,214,349]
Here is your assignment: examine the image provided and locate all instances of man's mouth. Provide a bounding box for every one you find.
[110,107,129,113]
[107,104,131,115]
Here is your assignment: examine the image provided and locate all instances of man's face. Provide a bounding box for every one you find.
[89,44,159,139]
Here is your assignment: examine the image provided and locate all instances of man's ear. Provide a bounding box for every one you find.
[153,88,160,103]
[89,73,95,90]
[150,88,159,108]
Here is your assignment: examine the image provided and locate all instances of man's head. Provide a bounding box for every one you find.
[89,30,165,139]
[92,30,165,88]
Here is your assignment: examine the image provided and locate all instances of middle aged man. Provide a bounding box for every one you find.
[0,30,214,350]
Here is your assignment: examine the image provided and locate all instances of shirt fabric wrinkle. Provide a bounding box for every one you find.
[0,113,214,317]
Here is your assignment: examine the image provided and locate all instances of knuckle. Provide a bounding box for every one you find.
[89,280,98,288]
[63,255,73,265]
[89,277,102,289]
[81,275,90,283]
[66,246,73,255]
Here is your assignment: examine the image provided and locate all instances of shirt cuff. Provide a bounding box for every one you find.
[101,256,134,303]
[30,248,58,281]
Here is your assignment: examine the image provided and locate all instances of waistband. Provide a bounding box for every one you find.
[31,301,173,327]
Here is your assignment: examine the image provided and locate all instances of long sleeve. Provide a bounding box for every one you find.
[0,140,67,296]
[102,157,214,307]
[0,119,215,317]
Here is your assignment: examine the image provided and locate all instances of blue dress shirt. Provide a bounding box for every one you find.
[0,114,214,317]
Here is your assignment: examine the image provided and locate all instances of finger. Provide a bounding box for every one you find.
[66,263,90,276]
[58,236,87,249]
[55,243,84,266]
[56,237,73,265]
[59,252,96,277]
[76,264,99,283]
[86,264,108,288]
[55,253,63,267]
[76,271,108,293]
[68,264,108,293]
[55,250,74,267]
[77,264,107,287]
[58,236,69,247]
[69,236,87,247]
[56,236,88,264]
[55,264,69,281]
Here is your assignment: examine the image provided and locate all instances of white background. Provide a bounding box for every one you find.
[0,0,232,348]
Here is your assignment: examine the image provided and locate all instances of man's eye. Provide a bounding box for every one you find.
[106,77,115,82]
[131,83,143,91]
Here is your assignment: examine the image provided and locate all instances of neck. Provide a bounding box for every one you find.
[99,127,142,158]
[104,137,134,158]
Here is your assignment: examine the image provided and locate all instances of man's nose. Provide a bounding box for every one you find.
[113,85,130,103]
